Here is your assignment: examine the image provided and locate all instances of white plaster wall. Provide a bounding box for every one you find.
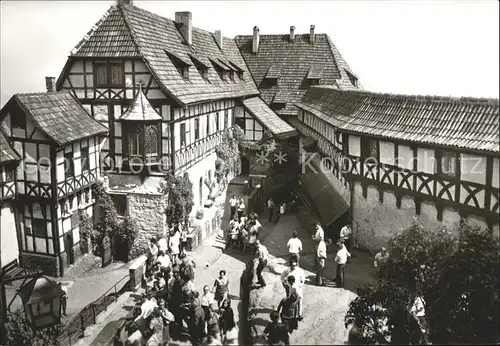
[1,204,19,266]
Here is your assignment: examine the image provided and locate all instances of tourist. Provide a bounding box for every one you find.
[136,293,158,321]
[264,311,290,346]
[340,224,353,262]
[158,298,174,344]
[255,239,269,287]
[277,292,299,334]
[125,322,143,345]
[312,223,324,241]
[267,198,275,222]
[229,195,237,218]
[275,202,286,223]
[157,233,169,254]
[286,231,303,264]
[221,306,238,345]
[280,256,305,318]
[315,235,327,286]
[180,227,189,255]
[248,221,259,251]
[374,247,389,272]
[237,198,246,219]
[188,298,206,346]
[169,226,181,264]
[252,212,262,231]
[227,215,239,249]
[213,270,229,308]
[148,237,159,270]
[206,306,221,345]
[335,240,351,288]
[146,308,164,345]
[201,285,216,318]
[157,250,171,270]
[58,282,68,316]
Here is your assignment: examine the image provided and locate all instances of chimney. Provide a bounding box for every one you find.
[215,30,223,50]
[45,77,55,92]
[310,25,315,44]
[252,26,260,53]
[117,0,133,6]
[290,26,295,42]
[175,12,192,45]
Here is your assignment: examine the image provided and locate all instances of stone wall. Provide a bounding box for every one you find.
[20,252,60,277]
[128,193,167,259]
[352,182,497,252]
[129,255,147,290]
[189,206,224,248]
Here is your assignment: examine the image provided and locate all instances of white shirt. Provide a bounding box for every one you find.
[317,240,327,259]
[127,330,143,345]
[254,219,262,230]
[169,233,180,255]
[229,198,237,207]
[340,225,352,239]
[280,204,286,214]
[267,200,274,208]
[374,252,388,268]
[314,226,324,241]
[281,267,306,294]
[157,237,168,253]
[287,238,302,254]
[157,254,171,268]
[201,292,215,307]
[257,244,269,261]
[335,245,351,264]
[238,203,245,211]
[136,298,158,321]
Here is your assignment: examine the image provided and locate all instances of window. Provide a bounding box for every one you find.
[111,194,127,216]
[145,124,159,156]
[5,167,15,181]
[310,79,320,86]
[361,137,378,159]
[94,62,124,87]
[64,152,74,179]
[71,213,79,229]
[237,71,244,80]
[345,70,358,87]
[11,114,26,129]
[206,115,210,135]
[180,123,186,147]
[215,112,220,132]
[81,147,90,171]
[439,151,457,177]
[195,118,200,140]
[32,219,47,238]
[229,70,235,81]
[224,110,229,129]
[235,117,245,131]
[128,130,141,156]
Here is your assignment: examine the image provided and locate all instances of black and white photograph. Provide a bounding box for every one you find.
[0,0,498,345]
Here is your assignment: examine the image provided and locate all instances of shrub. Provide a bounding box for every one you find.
[5,309,63,346]
[162,170,194,230]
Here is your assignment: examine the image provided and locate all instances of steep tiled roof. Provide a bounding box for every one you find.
[14,92,108,146]
[241,97,296,139]
[234,33,362,116]
[0,130,20,164]
[120,87,162,121]
[295,86,500,153]
[68,4,259,105]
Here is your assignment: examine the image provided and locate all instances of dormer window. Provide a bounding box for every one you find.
[165,50,192,80]
[264,65,281,86]
[306,65,323,86]
[229,70,235,81]
[228,60,245,81]
[345,69,359,87]
[189,54,211,81]
[210,59,231,82]
[120,87,162,166]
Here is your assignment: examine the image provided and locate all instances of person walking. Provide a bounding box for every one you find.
[255,240,269,288]
[168,226,181,264]
[58,282,68,316]
[264,311,290,346]
[237,198,246,219]
[267,198,275,222]
[374,247,389,278]
[275,202,286,223]
[229,195,237,219]
[180,227,188,255]
[335,240,351,288]
[286,231,303,265]
[312,223,324,270]
[315,236,327,286]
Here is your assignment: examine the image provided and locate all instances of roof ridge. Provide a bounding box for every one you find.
[14,91,69,97]
[70,5,116,56]
[313,86,500,105]
[235,33,328,38]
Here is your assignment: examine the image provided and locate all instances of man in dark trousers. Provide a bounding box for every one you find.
[255,240,269,288]
[264,311,290,345]
[229,195,237,219]
[187,297,205,346]
[267,198,275,222]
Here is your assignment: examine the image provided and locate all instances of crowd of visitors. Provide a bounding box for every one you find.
[115,226,239,346]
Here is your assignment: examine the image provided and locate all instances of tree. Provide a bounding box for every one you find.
[161,170,194,229]
[5,309,63,346]
[345,220,500,345]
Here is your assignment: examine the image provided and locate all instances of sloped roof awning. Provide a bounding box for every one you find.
[299,165,349,228]
[0,130,20,164]
[164,49,192,66]
[189,54,211,69]
[210,58,230,71]
[120,88,162,121]
[241,97,296,139]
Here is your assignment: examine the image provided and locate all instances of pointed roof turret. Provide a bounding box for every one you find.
[120,86,162,121]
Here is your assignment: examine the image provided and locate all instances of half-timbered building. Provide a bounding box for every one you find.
[0,85,108,276]
[55,0,296,251]
[235,25,362,119]
[293,86,500,249]
[0,130,21,269]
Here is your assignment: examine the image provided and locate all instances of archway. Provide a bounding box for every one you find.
[241,156,250,176]
[199,177,203,205]
[65,232,74,265]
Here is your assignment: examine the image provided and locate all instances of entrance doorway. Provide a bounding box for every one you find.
[199,177,203,205]
[241,156,250,176]
[64,233,74,265]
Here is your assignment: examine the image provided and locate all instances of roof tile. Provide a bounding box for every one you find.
[242,97,296,139]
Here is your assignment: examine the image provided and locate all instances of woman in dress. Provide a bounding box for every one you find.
[213,270,229,308]
[277,292,299,333]
[158,298,174,344]
[169,226,181,264]
[222,307,239,345]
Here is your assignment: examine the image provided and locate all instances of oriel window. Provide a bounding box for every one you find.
[145,124,159,156]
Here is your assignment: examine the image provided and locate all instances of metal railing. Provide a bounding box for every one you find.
[59,274,129,345]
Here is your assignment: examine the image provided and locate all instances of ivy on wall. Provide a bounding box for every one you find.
[161,170,194,230]
[215,126,243,180]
